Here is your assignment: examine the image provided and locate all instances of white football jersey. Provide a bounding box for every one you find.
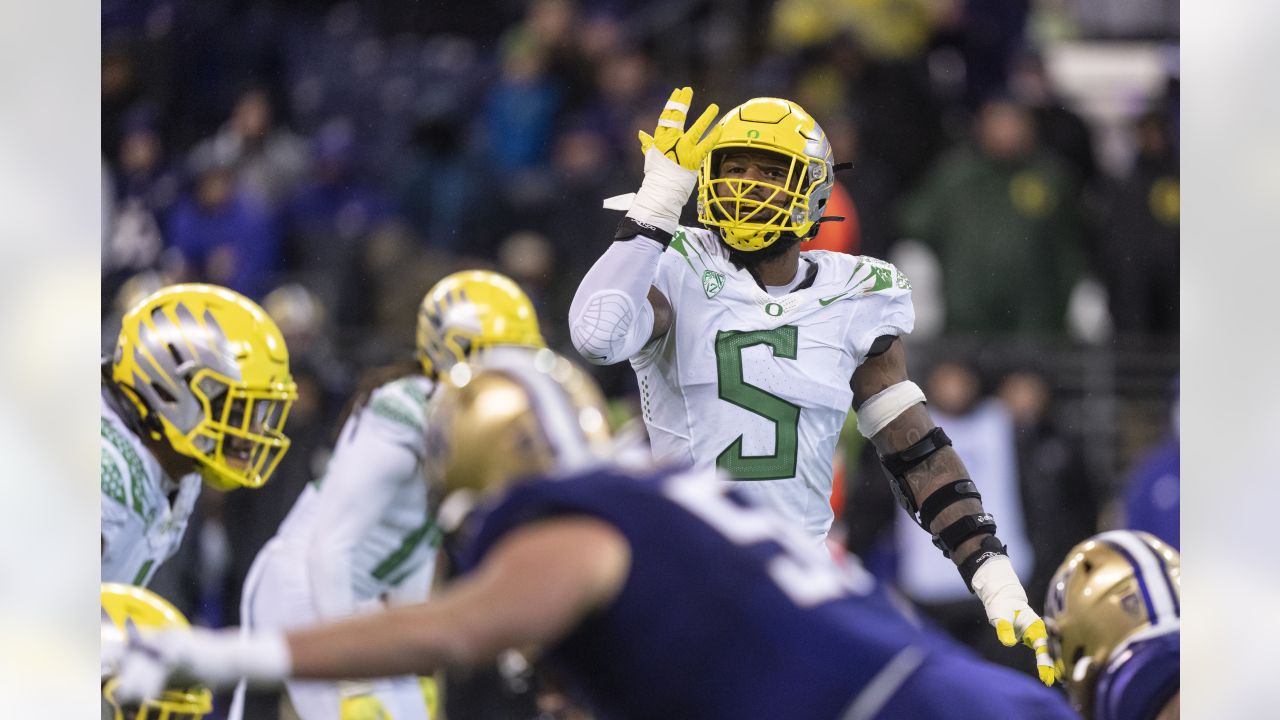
[100,392,202,586]
[633,227,914,539]
[275,375,439,607]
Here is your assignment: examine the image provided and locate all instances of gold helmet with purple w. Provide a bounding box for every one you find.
[1043,530,1180,716]
[425,348,611,497]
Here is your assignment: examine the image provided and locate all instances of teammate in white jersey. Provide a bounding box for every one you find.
[569,88,1054,683]
[232,270,545,720]
[102,283,297,588]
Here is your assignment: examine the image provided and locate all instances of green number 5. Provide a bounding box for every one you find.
[714,326,800,480]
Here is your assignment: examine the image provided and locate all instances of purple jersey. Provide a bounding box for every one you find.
[1095,632,1179,720]
[459,466,1076,720]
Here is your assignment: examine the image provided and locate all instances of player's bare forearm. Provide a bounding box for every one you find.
[287,517,630,680]
[852,340,990,566]
[286,591,473,679]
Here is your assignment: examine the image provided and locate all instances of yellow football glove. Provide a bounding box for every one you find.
[419,676,439,718]
[339,692,393,720]
[638,86,722,172]
[971,556,1056,686]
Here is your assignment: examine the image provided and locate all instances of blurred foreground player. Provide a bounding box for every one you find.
[101,583,212,720]
[1045,530,1180,720]
[114,350,1074,720]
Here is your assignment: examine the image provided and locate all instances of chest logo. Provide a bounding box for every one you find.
[702,270,725,298]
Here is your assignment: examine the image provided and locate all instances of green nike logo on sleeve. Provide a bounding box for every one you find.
[818,291,851,306]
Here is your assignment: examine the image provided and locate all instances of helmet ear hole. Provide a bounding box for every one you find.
[151,382,176,405]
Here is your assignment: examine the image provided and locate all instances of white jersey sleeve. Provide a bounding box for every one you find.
[305,376,434,621]
[569,237,666,365]
[841,256,915,364]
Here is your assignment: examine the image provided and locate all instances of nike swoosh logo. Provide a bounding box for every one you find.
[818,292,850,306]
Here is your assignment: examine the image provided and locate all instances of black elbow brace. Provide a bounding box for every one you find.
[878,426,1002,578]
[877,426,952,527]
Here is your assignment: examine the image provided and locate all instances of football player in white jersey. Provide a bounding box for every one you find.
[569,88,1054,684]
[102,283,297,588]
[230,270,545,720]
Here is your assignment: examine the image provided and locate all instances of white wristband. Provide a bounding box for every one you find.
[626,147,698,234]
[855,381,926,438]
[187,629,292,688]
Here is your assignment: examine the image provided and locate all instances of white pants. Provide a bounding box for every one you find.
[230,538,431,720]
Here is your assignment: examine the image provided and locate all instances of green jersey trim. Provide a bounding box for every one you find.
[369,396,423,432]
[371,518,442,582]
[101,417,149,519]
[101,456,128,508]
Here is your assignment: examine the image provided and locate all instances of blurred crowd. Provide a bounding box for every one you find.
[100,0,1179,713]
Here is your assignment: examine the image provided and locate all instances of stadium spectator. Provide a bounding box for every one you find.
[166,149,280,298]
[188,87,309,209]
[998,367,1100,605]
[898,97,1085,335]
[483,31,564,176]
[1123,383,1179,548]
[395,107,487,254]
[1008,51,1100,188]
[279,117,394,312]
[1096,109,1179,337]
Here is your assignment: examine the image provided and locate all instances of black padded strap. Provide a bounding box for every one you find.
[614,216,673,248]
[864,334,898,359]
[918,479,982,530]
[958,536,1008,593]
[881,426,952,477]
[932,512,996,558]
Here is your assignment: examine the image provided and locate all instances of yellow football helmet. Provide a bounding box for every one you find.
[101,583,212,720]
[111,283,297,491]
[696,97,836,252]
[426,348,611,495]
[1043,531,1180,716]
[415,270,546,378]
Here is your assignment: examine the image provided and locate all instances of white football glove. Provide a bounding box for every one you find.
[101,622,126,679]
[112,627,291,705]
[970,556,1055,686]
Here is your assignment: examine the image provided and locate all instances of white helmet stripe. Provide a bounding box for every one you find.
[1096,531,1179,628]
[485,352,594,473]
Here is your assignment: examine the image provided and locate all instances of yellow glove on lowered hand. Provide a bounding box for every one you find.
[419,676,439,719]
[971,556,1056,686]
[339,688,393,720]
[637,86,722,172]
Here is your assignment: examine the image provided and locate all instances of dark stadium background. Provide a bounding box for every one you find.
[100,1,1179,716]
